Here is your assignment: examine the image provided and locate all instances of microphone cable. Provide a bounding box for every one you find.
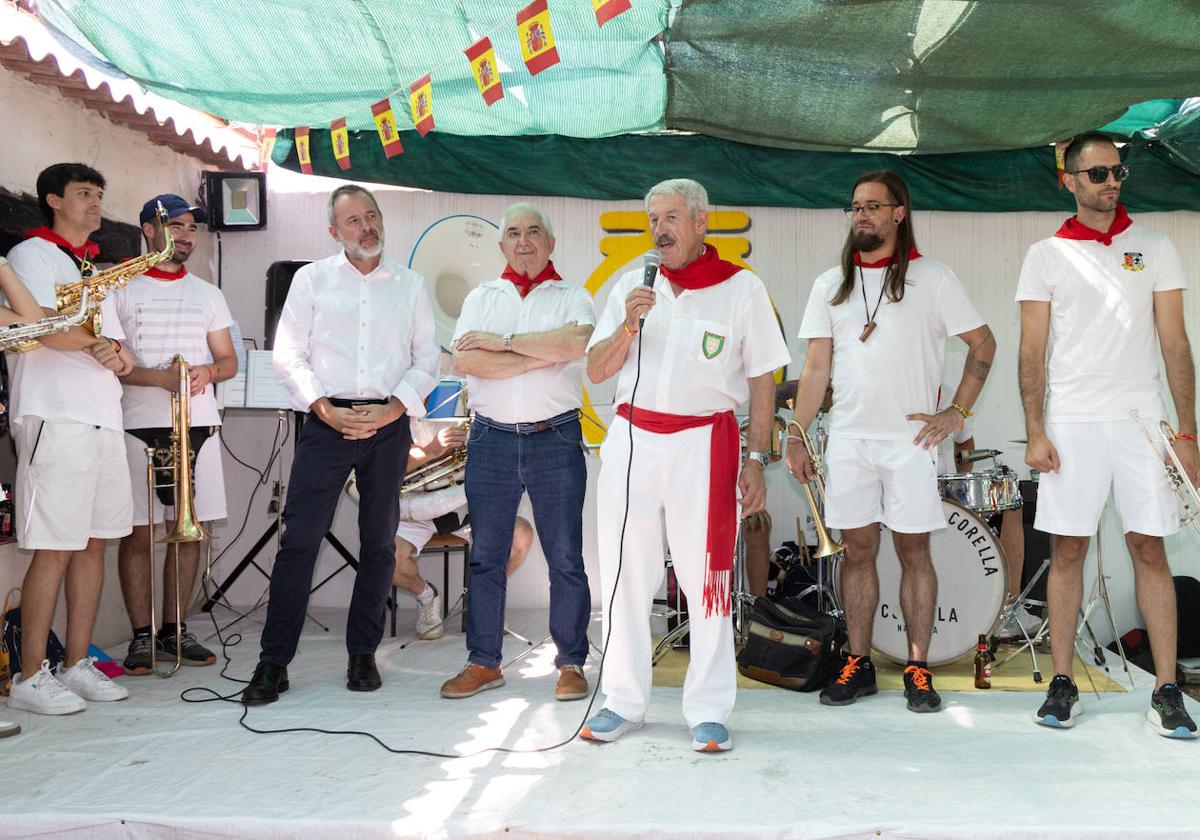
[182,283,651,759]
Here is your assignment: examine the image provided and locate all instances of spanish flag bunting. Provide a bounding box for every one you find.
[295,126,313,175]
[258,127,277,171]
[330,117,351,170]
[593,0,631,27]
[516,0,560,76]
[409,74,435,136]
[464,37,504,105]
[1054,141,1069,188]
[372,98,404,158]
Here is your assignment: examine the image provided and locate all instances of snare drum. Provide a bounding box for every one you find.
[938,467,1022,514]
[872,499,1007,665]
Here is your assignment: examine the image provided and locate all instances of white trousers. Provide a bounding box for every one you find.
[596,416,736,728]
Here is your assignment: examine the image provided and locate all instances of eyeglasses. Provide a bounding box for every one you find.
[1067,164,1130,184]
[843,202,899,220]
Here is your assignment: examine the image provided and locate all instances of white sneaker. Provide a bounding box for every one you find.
[57,657,129,702]
[7,660,86,715]
[416,589,445,640]
[1017,607,1045,636]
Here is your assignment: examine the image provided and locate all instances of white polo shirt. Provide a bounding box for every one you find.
[589,266,791,415]
[799,255,984,441]
[112,270,234,429]
[1015,223,1186,423]
[272,251,440,416]
[3,236,125,431]
[453,277,594,424]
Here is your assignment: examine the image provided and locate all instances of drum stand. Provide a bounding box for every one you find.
[794,550,845,619]
[990,558,1050,681]
[651,524,755,665]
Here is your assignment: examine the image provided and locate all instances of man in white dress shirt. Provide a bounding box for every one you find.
[438,203,594,702]
[243,185,438,704]
[584,179,790,752]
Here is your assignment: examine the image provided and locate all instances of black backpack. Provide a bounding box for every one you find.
[737,595,846,691]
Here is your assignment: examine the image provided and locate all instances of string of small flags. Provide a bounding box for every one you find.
[293,0,634,174]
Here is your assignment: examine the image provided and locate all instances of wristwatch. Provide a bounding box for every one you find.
[502,332,514,352]
[744,450,771,467]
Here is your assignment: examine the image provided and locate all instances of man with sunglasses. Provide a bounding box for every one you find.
[788,170,994,714]
[1018,132,1197,738]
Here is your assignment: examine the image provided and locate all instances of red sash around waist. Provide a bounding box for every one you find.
[616,402,738,617]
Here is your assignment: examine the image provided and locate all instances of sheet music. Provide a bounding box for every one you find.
[244,350,293,410]
[217,369,247,409]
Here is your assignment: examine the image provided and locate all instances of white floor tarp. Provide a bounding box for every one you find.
[3,607,1198,839]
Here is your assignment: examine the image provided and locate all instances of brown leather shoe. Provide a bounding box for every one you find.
[556,664,588,701]
[440,663,504,699]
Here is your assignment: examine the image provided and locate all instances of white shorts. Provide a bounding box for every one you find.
[125,431,227,526]
[822,435,944,533]
[396,506,469,553]
[15,419,133,551]
[1035,420,1178,537]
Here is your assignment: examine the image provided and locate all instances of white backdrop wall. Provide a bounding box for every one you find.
[208,183,1200,648]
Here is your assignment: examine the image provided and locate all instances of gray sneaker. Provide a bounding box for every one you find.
[158,629,216,667]
[123,635,155,676]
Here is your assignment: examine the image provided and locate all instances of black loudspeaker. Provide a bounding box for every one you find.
[1019,479,1052,603]
[264,261,309,350]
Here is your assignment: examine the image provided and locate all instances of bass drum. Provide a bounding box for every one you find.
[872,500,1007,666]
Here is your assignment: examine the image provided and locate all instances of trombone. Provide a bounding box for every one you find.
[143,354,208,677]
[1131,409,1200,536]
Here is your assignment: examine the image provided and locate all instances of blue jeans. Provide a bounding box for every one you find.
[464,412,590,669]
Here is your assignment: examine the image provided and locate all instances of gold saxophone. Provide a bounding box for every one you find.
[8,203,174,353]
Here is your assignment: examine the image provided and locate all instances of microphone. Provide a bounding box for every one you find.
[639,250,661,328]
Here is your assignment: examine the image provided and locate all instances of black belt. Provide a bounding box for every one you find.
[474,409,578,435]
[328,397,389,408]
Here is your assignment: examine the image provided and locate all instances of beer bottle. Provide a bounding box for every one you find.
[974,634,991,689]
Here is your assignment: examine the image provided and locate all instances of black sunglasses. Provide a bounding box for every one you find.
[1067,164,1130,184]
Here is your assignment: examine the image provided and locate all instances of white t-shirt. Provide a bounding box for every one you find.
[798,255,984,441]
[588,266,791,415]
[453,277,595,424]
[3,236,125,430]
[112,271,234,429]
[1015,223,1186,422]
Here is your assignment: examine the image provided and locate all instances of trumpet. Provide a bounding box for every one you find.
[786,416,845,559]
[143,355,207,678]
[7,203,174,352]
[0,286,91,351]
[1131,409,1200,535]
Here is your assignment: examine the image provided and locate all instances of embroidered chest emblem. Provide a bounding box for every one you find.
[702,331,726,359]
[1122,251,1145,271]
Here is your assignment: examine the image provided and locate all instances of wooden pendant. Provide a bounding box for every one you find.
[859,321,877,342]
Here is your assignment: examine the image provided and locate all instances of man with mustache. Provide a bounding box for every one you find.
[439,203,593,702]
[112,194,238,675]
[243,185,439,704]
[584,179,790,751]
[1018,132,1197,738]
[788,170,994,714]
[4,162,135,717]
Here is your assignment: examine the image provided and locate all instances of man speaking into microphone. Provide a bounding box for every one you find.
[584,179,790,752]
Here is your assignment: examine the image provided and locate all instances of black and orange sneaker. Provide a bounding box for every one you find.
[819,655,877,706]
[903,665,942,713]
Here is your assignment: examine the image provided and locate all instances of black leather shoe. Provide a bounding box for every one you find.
[347,654,381,692]
[242,662,288,706]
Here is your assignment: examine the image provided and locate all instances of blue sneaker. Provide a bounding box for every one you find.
[581,709,643,743]
[691,721,732,752]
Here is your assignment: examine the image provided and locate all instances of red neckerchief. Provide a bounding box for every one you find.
[501,260,562,298]
[853,245,922,268]
[658,244,741,290]
[1054,203,1132,247]
[23,226,99,260]
[616,403,739,617]
[145,264,186,280]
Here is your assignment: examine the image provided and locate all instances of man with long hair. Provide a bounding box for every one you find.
[1018,133,1197,738]
[787,170,995,713]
